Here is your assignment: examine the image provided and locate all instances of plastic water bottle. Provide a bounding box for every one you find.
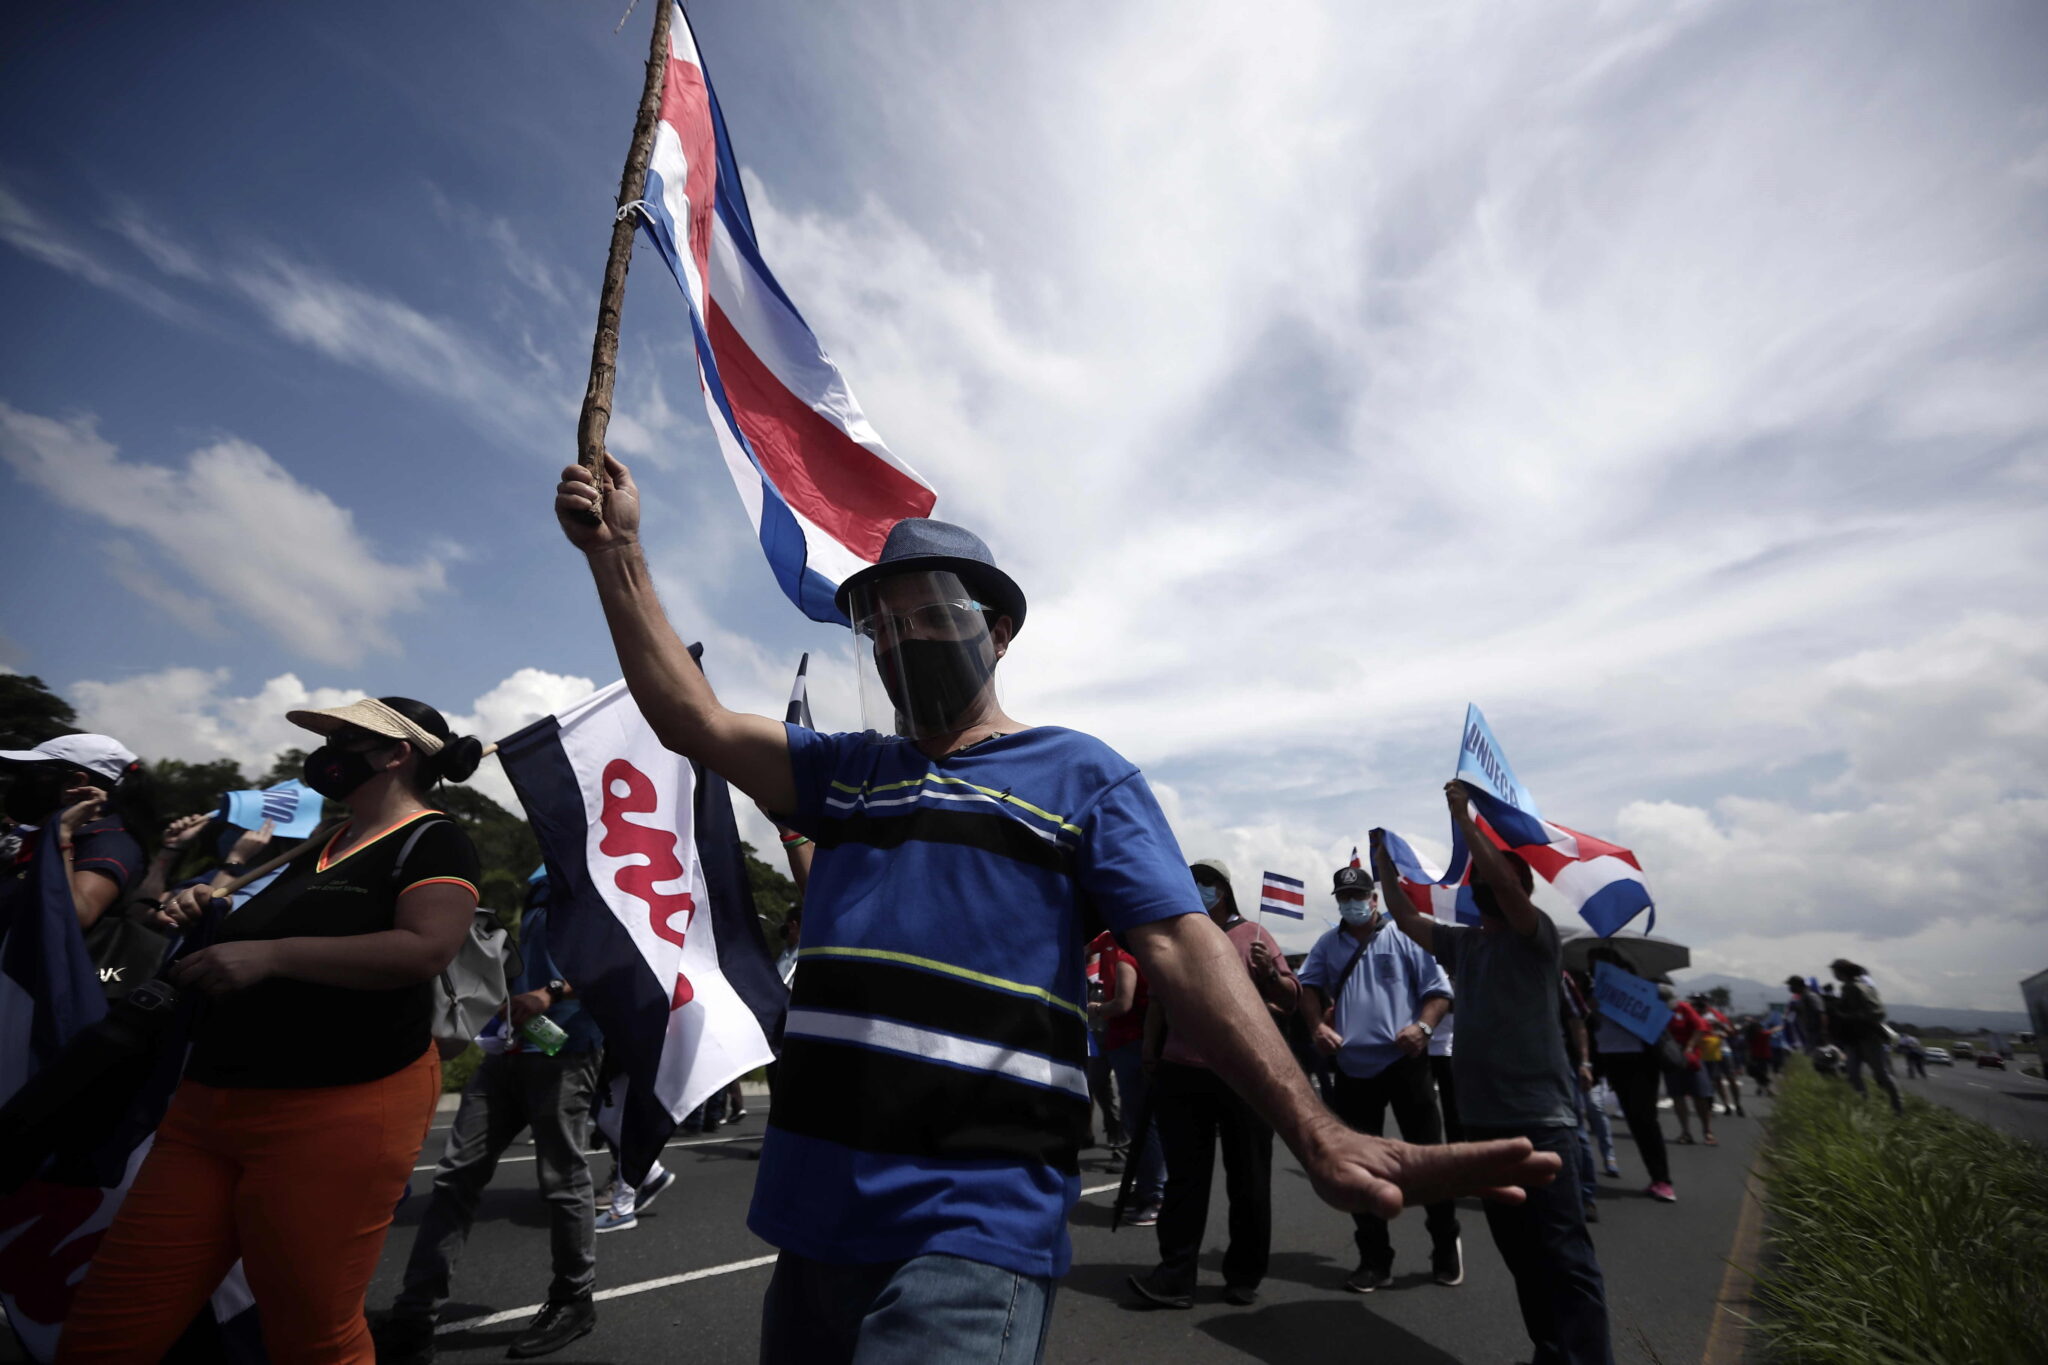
[520,1014,568,1056]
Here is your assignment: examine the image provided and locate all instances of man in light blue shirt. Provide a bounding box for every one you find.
[1298,866,1460,1292]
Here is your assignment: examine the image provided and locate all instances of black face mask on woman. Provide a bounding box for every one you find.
[301,744,386,801]
[2,768,71,825]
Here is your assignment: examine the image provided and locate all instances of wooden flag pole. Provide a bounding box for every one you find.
[574,0,676,521]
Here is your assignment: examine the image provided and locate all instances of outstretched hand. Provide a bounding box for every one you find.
[1304,1126,1559,1220]
[555,452,641,554]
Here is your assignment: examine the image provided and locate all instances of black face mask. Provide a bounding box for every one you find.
[877,635,996,733]
[3,768,72,825]
[302,744,382,800]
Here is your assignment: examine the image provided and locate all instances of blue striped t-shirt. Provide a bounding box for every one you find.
[747,723,1199,1278]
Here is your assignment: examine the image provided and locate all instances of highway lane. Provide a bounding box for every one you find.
[1904,1057,2048,1144]
[367,1092,1774,1363]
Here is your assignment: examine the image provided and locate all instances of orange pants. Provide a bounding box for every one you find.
[58,1049,439,1365]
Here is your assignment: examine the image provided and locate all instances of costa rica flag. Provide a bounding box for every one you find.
[1258,872,1306,920]
[631,4,937,624]
[1373,826,1479,927]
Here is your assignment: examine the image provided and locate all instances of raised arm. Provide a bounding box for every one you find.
[557,454,795,810]
[1445,781,1542,937]
[1372,831,1433,954]
[1127,911,1558,1218]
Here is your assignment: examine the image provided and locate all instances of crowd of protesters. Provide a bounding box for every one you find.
[0,450,1941,1365]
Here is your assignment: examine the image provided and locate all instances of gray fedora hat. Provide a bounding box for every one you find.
[835,518,1027,634]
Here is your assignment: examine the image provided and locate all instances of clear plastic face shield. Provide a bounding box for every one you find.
[849,570,1006,740]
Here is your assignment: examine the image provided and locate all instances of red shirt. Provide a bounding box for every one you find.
[1667,1000,1707,1070]
[1089,931,1150,1052]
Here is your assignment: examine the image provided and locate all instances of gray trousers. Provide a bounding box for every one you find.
[393,1049,602,1320]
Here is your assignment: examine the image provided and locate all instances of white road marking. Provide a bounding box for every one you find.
[437,1255,781,1335]
[1966,1082,1990,1089]
[431,1179,1132,1335]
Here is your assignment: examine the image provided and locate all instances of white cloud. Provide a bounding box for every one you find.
[68,665,599,815]
[0,403,448,664]
[686,0,2048,1000]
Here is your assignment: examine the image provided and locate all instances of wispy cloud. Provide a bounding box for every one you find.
[1,181,574,454]
[0,182,204,326]
[0,403,447,664]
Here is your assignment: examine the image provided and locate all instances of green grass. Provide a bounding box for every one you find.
[1754,1060,2048,1365]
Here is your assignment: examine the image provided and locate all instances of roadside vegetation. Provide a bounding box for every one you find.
[1754,1060,2048,1364]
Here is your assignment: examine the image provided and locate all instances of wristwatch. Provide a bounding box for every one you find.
[1413,1020,1435,1038]
[545,979,569,1004]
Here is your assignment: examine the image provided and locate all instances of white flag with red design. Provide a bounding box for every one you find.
[497,674,784,1183]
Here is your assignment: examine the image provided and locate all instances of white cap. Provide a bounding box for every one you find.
[0,733,140,783]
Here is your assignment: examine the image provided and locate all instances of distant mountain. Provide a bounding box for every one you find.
[1669,970,2030,1034]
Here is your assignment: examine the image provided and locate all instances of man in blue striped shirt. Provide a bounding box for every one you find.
[556,456,1561,1364]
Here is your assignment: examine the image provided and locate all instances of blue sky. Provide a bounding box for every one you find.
[5,1,2045,1007]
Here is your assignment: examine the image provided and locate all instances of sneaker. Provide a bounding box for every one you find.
[1125,1203,1161,1227]
[1222,1284,1259,1306]
[1431,1239,1464,1287]
[1584,1201,1600,1224]
[596,1181,638,1232]
[507,1294,596,1359]
[1344,1264,1392,1293]
[370,1314,435,1365]
[1602,1158,1621,1178]
[1647,1181,1677,1203]
[727,1106,749,1124]
[1126,1271,1193,1310]
[634,1166,675,1214]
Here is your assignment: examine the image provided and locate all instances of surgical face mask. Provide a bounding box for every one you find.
[1337,898,1376,926]
[1197,883,1222,911]
[302,743,383,800]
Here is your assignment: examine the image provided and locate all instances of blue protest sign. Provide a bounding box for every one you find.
[1456,704,1542,818]
[1592,961,1672,1045]
[218,778,325,840]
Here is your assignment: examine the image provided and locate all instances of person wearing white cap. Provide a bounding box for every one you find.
[60,696,488,1365]
[0,732,155,932]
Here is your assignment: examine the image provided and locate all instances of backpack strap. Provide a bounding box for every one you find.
[390,816,455,888]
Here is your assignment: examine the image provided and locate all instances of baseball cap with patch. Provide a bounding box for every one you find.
[0,734,139,784]
[1332,866,1375,895]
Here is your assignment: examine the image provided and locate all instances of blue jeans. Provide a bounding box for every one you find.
[1572,1086,1598,1203]
[759,1250,1055,1365]
[1106,1040,1165,1204]
[1468,1124,1614,1365]
[1570,1084,1615,1200]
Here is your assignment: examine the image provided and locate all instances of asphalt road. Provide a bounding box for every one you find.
[354,1087,1772,1364]
[1905,1057,2048,1144]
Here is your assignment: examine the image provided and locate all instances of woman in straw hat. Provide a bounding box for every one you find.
[60,696,485,1365]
